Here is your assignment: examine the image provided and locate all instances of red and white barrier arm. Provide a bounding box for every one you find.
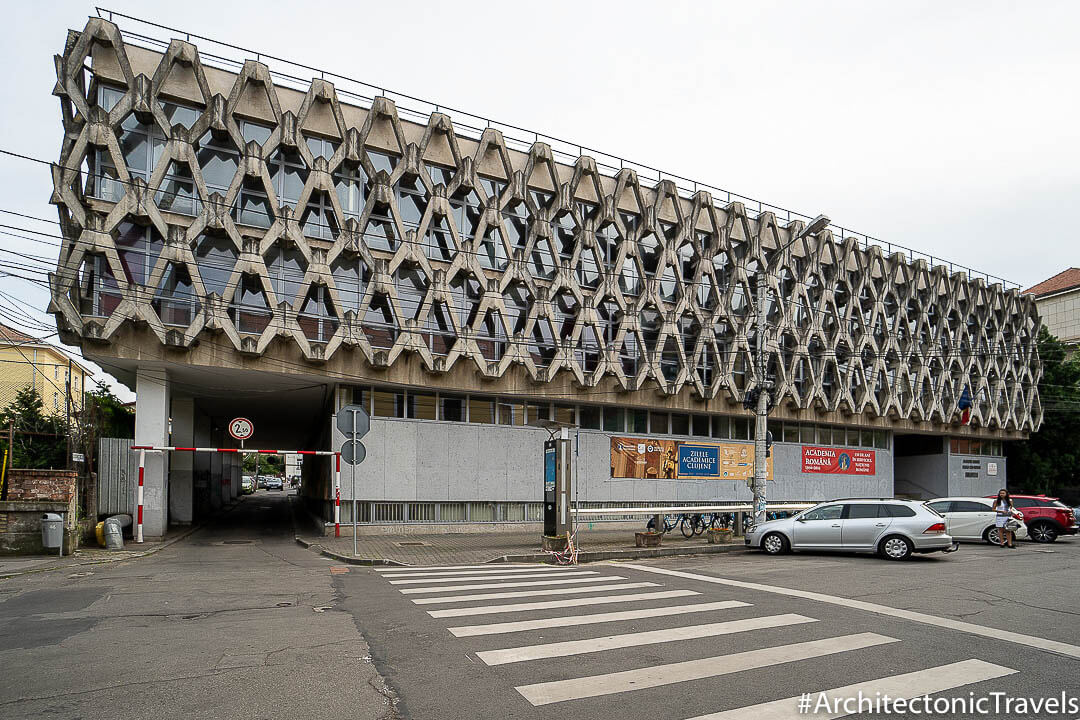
[130,446,338,455]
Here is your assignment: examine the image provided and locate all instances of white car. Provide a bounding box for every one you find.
[924,497,1028,544]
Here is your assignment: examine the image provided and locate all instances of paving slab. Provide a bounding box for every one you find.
[296,526,747,566]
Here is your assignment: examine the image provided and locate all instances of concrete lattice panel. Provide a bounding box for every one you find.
[49,17,1043,433]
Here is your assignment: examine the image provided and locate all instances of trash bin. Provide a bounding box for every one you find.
[103,518,124,550]
[41,513,64,551]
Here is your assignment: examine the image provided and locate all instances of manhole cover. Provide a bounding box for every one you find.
[223,540,253,545]
[396,541,429,547]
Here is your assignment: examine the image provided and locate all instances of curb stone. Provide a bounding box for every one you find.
[292,531,749,567]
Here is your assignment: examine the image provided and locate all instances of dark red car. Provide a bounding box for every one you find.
[987,494,1078,543]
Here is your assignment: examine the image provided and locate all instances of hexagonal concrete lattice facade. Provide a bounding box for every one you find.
[49,17,1042,436]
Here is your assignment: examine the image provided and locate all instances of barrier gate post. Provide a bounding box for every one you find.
[136,448,145,543]
[334,453,341,538]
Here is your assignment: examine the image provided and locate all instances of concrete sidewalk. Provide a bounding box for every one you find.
[297,526,747,566]
[0,526,202,579]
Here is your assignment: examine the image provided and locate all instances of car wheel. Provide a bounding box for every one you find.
[1029,522,1058,543]
[761,532,789,555]
[879,535,913,560]
[984,526,1002,545]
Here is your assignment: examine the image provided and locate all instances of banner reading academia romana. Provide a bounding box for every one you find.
[801,445,876,475]
[610,437,773,481]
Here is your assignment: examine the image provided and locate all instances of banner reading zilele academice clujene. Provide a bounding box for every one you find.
[610,436,773,481]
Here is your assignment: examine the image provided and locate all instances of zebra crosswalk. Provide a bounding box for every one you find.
[373,563,1018,717]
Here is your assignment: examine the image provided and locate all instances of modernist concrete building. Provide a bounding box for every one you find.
[49,16,1042,535]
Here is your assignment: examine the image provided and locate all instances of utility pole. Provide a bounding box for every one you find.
[751,214,831,529]
[65,358,72,471]
[752,271,770,527]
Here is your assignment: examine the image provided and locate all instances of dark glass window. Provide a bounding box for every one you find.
[579,405,601,430]
[440,394,465,422]
[265,243,307,305]
[229,274,272,334]
[195,235,237,297]
[844,504,880,519]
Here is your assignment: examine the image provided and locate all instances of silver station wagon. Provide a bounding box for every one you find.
[746,498,959,560]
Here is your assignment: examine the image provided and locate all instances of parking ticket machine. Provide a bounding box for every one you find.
[543,428,572,537]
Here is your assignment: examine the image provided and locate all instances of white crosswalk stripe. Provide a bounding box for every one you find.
[387,570,600,585]
[397,575,626,594]
[376,565,544,572]
[428,590,702,619]
[515,632,900,706]
[411,582,661,605]
[476,613,818,665]
[379,567,567,579]
[681,659,1016,720]
[375,564,1025,716]
[448,600,750,637]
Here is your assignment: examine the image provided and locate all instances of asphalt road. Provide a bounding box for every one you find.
[338,537,1080,719]
[2,496,1079,719]
[0,490,398,720]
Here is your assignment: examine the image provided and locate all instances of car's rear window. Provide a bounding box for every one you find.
[883,504,917,517]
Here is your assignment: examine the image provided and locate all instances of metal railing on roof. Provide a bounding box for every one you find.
[92,7,1021,291]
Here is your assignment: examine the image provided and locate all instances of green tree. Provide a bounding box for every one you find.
[81,381,134,440]
[0,385,67,469]
[242,453,283,476]
[1007,328,1080,498]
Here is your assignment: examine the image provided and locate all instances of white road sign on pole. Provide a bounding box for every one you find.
[229,417,254,441]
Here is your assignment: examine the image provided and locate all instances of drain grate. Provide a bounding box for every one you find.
[222,540,253,545]
[395,541,429,547]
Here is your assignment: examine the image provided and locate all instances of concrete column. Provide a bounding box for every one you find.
[209,449,223,510]
[192,406,212,520]
[134,367,169,539]
[169,395,194,524]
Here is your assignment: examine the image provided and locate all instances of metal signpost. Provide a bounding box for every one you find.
[337,404,370,554]
[229,417,255,495]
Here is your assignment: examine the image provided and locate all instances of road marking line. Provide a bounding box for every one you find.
[387,571,599,585]
[449,600,749,636]
[429,590,702,618]
[622,563,1080,660]
[476,613,817,665]
[376,564,549,572]
[682,658,1015,719]
[412,582,661,605]
[379,567,566,578]
[399,576,626,595]
[516,632,899,706]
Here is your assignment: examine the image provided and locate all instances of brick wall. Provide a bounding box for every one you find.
[5,469,77,502]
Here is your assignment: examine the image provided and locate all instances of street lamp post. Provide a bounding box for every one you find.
[751,214,830,528]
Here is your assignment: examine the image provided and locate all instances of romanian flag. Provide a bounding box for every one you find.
[958,386,973,425]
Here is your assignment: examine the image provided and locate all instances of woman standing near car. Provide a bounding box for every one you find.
[991,489,1017,548]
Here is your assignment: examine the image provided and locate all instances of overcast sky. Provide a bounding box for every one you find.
[0,0,1076,401]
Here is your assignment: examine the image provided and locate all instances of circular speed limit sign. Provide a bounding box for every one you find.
[229,417,254,441]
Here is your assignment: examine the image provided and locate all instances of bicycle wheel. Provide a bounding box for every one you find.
[663,515,678,534]
[693,514,706,536]
[680,515,697,538]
